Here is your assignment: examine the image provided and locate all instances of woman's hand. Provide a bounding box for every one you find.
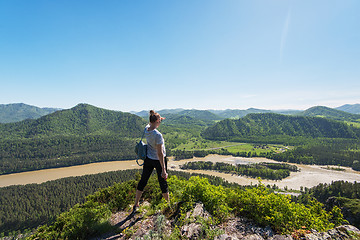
[161,170,168,180]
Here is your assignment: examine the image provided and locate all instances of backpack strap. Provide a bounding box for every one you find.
[140,126,146,141]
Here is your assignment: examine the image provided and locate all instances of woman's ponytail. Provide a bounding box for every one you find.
[149,110,159,123]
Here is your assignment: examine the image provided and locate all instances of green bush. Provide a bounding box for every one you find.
[85,179,137,212]
[228,184,338,233]
[29,201,111,240]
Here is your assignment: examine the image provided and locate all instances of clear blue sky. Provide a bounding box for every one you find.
[0,0,359,112]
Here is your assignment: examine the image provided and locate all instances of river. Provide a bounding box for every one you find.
[1,155,359,190]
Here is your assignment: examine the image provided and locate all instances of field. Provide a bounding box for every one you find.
[172,137,290,155]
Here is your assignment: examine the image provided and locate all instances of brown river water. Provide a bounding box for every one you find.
[1,155,359,190]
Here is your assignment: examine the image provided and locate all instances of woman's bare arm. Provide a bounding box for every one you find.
[156,144,167,179]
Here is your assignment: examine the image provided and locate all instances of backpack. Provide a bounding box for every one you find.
[135,127,147,165]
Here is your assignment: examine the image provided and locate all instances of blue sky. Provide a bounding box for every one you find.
[0,0,359,112]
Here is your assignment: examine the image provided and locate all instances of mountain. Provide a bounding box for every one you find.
[202,113,360,142]
[209,108,272,119]
[272,109,303,115]
[160,113,208,127]
[0,103,60,123]
[0,103,146,139]
[134,105,360,121]
[0,104,147,174]
[298,106,360,122]
[159,108,186,115]
[133,109,185,118]
[176,109,223,121]
[336,104,360,114]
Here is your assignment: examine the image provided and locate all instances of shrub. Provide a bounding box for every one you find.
[228,184,337,233]
[29,201,111,240]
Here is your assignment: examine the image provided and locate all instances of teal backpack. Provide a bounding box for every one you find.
[135,127,147,166]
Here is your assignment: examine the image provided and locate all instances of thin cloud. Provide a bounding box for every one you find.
[280,7,291,64]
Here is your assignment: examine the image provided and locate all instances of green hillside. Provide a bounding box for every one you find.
[0,103,60,123]
[0,103,146,139]
[202,113,360,143]
[175,109,223,121]
[298,106,360,122]
[336,104,360,114]
[0,104,146,175]
[160,114,208,128]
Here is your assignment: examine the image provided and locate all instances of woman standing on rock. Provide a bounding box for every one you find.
[133,110,169,211]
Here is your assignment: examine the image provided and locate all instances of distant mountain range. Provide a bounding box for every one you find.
[1,103,360,124]
[0,103,60,123]
[134,104,360,126]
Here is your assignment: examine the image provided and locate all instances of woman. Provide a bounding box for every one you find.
[133,110,169,211]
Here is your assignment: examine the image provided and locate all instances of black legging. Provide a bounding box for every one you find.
[137,157,168,193]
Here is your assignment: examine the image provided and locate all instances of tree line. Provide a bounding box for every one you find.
[270,138,360,171]
[296,180,360,229]
[180,161,298,180]
[0,135,137,175]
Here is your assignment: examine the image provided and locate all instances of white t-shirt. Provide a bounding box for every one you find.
[145,124,166,160]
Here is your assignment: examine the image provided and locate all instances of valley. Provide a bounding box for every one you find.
[1,155,359,191]
[1,103,360,238]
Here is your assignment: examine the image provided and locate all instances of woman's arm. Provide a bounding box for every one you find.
[156,144,168,180]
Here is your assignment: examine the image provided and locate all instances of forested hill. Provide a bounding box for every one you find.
[0,104,147,174]
[0,104,146,139]
[336,104,360,114]
[202,113,360,143]
[298,106,360,122]
[0,103,60,123]
[177,109,223,121]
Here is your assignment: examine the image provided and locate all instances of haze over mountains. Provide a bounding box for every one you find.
[1,103,360,124]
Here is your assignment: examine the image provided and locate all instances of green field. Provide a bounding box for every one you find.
[172,138,233,151]
[225,144,290,155]
[172,137,289,155]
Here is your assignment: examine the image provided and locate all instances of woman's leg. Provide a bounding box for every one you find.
[154,159,169,199]
[135,158,154,207]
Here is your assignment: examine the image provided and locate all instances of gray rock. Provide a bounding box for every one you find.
[186,202,211,220]
[270,235,293,240]
[243,234,265,240]
[180,202,212,239]
[181,222,204,239]
[304,225,360,240]
[215,233,240,240]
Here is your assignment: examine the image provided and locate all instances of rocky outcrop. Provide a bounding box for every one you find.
[93,202,360,240]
